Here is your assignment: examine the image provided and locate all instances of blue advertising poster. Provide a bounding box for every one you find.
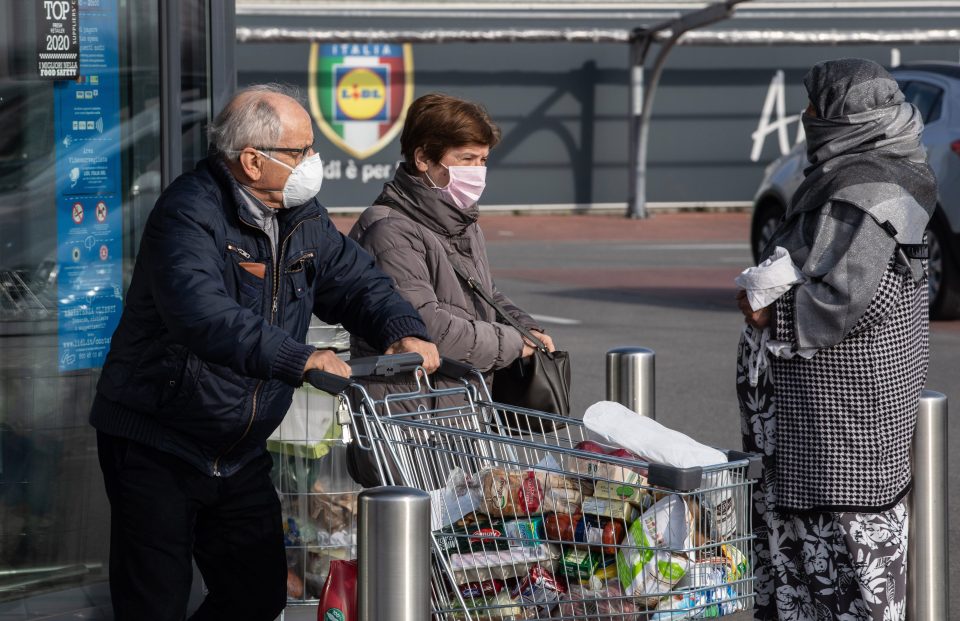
[54,0,123,372]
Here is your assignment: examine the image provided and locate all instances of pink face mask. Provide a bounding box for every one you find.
[427,165,487,209]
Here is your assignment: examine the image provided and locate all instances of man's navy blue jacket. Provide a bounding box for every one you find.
[90,157,427,477]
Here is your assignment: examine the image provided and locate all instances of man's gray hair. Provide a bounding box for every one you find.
[208,83,305,161]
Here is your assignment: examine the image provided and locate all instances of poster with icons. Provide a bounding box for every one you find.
[54,0,122,372]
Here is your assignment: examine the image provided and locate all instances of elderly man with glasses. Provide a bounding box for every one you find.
[89,84,438,621]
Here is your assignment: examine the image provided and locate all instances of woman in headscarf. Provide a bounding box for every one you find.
[735,58,937,620]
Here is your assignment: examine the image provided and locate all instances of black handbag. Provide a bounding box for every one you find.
[447,257,571,434]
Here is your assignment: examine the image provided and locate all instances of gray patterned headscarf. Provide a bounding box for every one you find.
[788,58,937,248]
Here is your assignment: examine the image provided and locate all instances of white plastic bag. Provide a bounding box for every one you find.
[582,401,726,469]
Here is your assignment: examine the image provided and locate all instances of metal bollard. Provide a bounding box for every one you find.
[605,347,655,418]
[358,486,431,621]
[907,390,948,621]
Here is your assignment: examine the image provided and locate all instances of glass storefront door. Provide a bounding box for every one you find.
[0,1,231,615]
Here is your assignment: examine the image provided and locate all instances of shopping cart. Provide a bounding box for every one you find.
[307,355,760,621]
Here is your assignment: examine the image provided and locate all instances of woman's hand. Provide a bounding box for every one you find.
[521,329,555,357]
[736,289,772,330]
[530,330,555,352]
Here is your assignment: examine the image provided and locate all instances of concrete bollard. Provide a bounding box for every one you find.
[907,390,949,621]
[358,486,431,621]
[605,347,655,418]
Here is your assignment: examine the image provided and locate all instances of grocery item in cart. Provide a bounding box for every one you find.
[581,496,640,523]
[481,468,545,517]
[457,579,507,600]
[616,495,694,604]
[555,583,642,621]
[512,565,566,618]
[503,516,545,548]
[583,402,737,540]
[649,583,741,619]
[679,543,748,590]
[542,512,625,555]
[583,402,726,469]
[449,591,522,621]
[559,548,615,582]
[317,559,358,621]
[539,470,585,515]
[571,440,648,486]
[449,544,557,583]
[431,468,485,530]
[449,579,521,621]
[436,513,511,555]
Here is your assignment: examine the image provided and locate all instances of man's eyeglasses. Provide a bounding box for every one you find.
[255,145,313,160]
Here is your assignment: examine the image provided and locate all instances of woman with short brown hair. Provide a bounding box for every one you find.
[346,93,555,486]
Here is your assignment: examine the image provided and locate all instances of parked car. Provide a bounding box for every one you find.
[751,62,960,319]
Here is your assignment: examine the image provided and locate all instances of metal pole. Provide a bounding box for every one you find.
[358,486,431,621]
[605,347,655,418]
[627,31,651,220]
[908,390,949,621]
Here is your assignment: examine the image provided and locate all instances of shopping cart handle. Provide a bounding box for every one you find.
[304,369,353,394]
[348,353,424,377]
[435,357,473,380]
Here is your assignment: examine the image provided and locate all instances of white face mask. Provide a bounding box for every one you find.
[258,151,324,208]
[426,164,487,210]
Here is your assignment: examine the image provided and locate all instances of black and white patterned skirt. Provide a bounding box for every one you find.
[736,332,909,621]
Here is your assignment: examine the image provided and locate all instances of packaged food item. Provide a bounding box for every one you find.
[283,517,302,547]
[456,579,507,601]
[481,468,545,518]
[511,565,565,618]
[693,479,738,542]
[571,440,649,485]
[559,548,614,582]
[503,516,544,548]
[555,583,641,621]
[287,567,304,599]
[430,468,486,531]
[593,560,619,583]
[543,512,626,555]
[539,471,585,514]
[684,543,748,586]
[449,544,556,583]
[435,513,510,556]
[616,550,692,606]
[592,476,652,510]
[581,496,640,523]
[317,559,357,621]
[649,584,741,620]
[638,494,692,549]
[615,495,694,604]
[448,584,523,621]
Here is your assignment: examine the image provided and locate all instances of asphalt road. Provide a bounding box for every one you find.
[475,211,960,615]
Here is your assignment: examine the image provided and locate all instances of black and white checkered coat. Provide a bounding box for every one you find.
[771,254,928,511]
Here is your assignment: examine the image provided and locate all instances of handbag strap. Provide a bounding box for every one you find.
[445,253,549,354]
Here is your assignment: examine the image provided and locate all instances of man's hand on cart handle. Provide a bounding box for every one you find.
[385,337,440,374]
[303,349,351,378]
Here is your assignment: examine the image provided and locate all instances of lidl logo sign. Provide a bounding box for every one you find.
[310,43,413,160]
[334,66,388,122]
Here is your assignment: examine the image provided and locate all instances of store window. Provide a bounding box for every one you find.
[0,0,169,610]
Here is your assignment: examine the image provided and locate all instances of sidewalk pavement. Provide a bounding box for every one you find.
[331,211,752,243]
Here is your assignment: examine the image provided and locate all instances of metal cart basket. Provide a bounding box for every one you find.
[308,355,760,621]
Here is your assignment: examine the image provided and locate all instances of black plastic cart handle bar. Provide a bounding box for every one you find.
[304,354,477,394]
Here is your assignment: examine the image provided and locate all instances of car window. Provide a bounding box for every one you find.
[902,81,944,124]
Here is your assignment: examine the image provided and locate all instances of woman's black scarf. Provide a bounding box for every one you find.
[787,58,937,249]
